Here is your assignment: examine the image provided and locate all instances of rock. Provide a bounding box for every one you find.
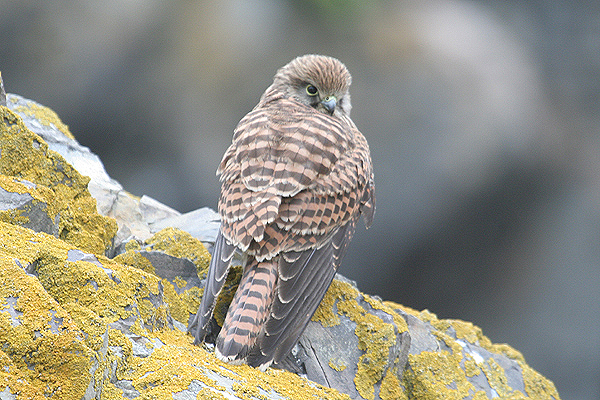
[387,306,560,400]
[150,207,221,249]
[0,73,5,107]
[0,95,561,399]
[6,94,122,213]
[0,225,100,399]
[0,176,59,236]
[0,221,348,399]
[289,276,411,400]
[0,103,117,256]
[5,94,181,253]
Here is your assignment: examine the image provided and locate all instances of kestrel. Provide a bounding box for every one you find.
[189,54,375,369]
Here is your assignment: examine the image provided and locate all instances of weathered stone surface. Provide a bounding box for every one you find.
[0,95,561,399]
[388,305,559,400]
[0,73,5,107]
[150,206,221,250]
[6,94,181,253]
[291,275,411,400]
[0,226,99,400]
[0,176,59,236]
[0,103,117,256]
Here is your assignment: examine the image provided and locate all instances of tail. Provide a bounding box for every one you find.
[215,258,277,364]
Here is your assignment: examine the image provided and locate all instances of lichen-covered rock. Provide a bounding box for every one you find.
[0,104,117,256]
[0,94,561,399]
[5,93,182,253]
[287,278,559,400]
[0,224,101,399]
[114,227,211,330]
[388,305,560,400]
[291,277,411,400]
[0,222,349,400]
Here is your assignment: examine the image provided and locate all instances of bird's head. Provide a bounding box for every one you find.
[273,54,352,118]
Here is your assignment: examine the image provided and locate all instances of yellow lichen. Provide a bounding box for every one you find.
[0,249,95,399]
[0,106,117,256]
[329,359,347,371]
[13,98,75,140]
[383,303,561,400]
[113,228,211,325]
[379,367,406,400]
[174,275,188,288]
[0,220,353,399]
[481,358,516,398]
[125,239,142,251]
[145,227,211,278]
[196,388,228,399]
[313,279,404,400]
[120,327,350,400]
[463,353,481,378]
[404,349,473,400]
[364,294,408,334]
[113,249,156,275]
[98,381,129,400]
[520,360,560,400]
[312,282,341,327]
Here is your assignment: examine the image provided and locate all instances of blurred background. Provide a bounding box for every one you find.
[1,1,598,398]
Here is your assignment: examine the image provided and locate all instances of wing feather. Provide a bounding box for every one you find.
[189,230,236,343]
[246,218,358,367]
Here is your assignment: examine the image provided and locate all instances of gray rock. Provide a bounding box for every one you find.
[0,73,5,107]
[284,277,411,400]
[6,94,183,252]
[138,250,201,294]
[0,178,59,236]
[7,94,123,214]
[150,206,220,247]
[0,387,17,400]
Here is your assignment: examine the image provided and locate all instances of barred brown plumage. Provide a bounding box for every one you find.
[189,54,375,370]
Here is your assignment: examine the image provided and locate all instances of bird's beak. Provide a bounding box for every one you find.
[321,96,337,114]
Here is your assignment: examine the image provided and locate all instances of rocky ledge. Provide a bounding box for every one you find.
[0,85,560,399]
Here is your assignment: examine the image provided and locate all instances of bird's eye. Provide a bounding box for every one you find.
[306,85,318,96]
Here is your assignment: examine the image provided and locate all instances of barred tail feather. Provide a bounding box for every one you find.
[215,258,277,362]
